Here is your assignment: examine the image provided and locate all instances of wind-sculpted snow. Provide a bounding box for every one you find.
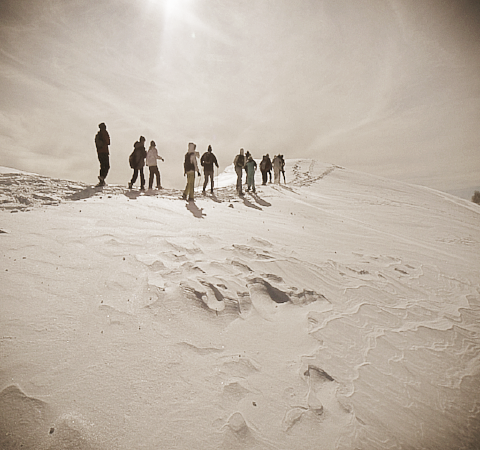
[0,172,125,211]
[1,161,479,449]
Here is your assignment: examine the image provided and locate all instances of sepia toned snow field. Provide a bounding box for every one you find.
[1,160,479,449]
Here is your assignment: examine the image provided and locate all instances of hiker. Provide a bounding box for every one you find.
[183,142,200,201]
[279,154,286,183]
[200,145,219,194]
[260,154,272,185]
[128,136,147,190]
[245,155,257,193]
[272,154,282,184]
[244,150,251,184]
[95,122,110,186]
[233,148,245,195]
[146,140,164,190]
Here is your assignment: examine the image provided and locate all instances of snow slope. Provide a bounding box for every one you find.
[1,161,479,449]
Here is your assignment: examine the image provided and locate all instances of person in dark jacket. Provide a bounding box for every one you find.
[233,148,245,196]
[128,136,147,190]
[200,145,219,194]
[244,150,251,184]
[95,123,110,186]
[182,142,200,201]
[260,154,272,185]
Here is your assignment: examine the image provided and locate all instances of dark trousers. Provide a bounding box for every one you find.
[148,166,161,189]
[131,168,145,188]
[203,170,214,191]
[98,153,109,179]
[261,170,268,185]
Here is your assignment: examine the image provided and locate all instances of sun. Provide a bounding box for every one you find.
[163,0,193,18]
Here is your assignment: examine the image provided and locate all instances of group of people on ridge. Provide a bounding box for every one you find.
[94,123,285,200]
[182,143,219,200]
[128,136,165,190]
[259,154,286,185]
[233,150,285,196]
[94,124,165,190]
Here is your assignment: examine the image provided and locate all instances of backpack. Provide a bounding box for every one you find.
[184,152,194,172]
[202,152,213,166]
[95,132,103,150]
[129,150,136,169]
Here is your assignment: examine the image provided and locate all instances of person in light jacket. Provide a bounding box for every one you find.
[272,154,282,185]
[182,142,200,201]
[146,140,164,189]
[245,155,257,193]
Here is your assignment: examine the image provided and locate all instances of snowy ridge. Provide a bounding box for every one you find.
[1,161,480,449]
[0,159,337,212]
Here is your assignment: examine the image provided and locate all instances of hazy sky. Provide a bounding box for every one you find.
[0,0,479,196]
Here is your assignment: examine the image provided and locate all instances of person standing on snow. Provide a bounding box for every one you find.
[233,148,245,196]
[260,154,272,185]
[200,145,219,194]
[279,154,286,183]
[146,140,164,190]
[128,136,147,190]
[245,155,257,193]
[272,154,282,184]
[183,142,200,201]
[95,122,110,186]
[244,150,251,184]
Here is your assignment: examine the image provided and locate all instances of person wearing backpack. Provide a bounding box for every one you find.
[200,145,219,194]
[128,136,147,190]
[94,123,110,186]
[146,140,164,190]
[233,148,245,196]
[182,142,200,201]
[260,154,272,185]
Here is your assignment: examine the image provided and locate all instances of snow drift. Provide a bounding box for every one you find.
[1,160,479,449]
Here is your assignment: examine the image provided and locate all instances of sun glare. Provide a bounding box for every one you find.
[164,0,192,18]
